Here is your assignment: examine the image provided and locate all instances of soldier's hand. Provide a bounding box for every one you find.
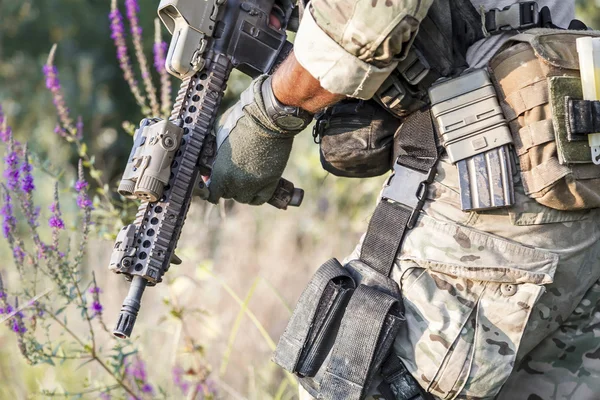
[207,76,302,205]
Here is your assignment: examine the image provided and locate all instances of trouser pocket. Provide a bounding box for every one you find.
[393,214,559,399]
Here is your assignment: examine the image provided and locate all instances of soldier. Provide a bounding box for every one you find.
[207,0,600,399]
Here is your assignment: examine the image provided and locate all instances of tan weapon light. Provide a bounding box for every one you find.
[118,118,185,203]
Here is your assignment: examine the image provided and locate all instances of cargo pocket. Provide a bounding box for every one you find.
[391,215,559,400]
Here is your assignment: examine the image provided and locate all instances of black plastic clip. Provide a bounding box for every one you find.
[381,158,437,229]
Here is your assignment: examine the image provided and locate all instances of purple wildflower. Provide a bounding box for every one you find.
[99,393,111,400]
[1,190,17,238]
[128,357,148,381]
[12,246,25,265]
[11,314,26,334]
[125,0,159,115]
[109,0,147,111]
[44,45,75,132]
[88,286,101,295]
[141,383,154,394]
[48,215,64,229]
[20,151,34,194]
[75,160,93,210]
[74,180,88,192]
[173,366,191,395]
[153,41,168,72]
[48,187,65,231]
[91,301,103,315]
[4,138,20,192]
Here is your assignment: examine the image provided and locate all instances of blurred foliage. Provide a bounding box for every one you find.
[0,0,163,186]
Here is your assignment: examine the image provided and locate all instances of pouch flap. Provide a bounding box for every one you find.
[273,258,355,374]
[507,29,600,70]
[319,284,404,400]
[397,215,558,285]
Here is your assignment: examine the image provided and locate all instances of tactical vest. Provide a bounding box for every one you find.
[275,2,594,400]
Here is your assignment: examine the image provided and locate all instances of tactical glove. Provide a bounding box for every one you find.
[207,75,310,205]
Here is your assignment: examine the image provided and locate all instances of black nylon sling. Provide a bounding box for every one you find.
[361,109,441,277]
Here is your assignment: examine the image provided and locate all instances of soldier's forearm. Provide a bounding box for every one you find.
[272,51,345,114]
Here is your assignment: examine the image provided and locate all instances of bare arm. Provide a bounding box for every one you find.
[271,51,345,115]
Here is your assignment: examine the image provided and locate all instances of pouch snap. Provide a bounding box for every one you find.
[501,283,518,297]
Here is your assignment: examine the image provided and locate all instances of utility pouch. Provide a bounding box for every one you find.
[274,259,406,400]
[489,29,600,210]
[429,69,515,211]
[313,100,400,178]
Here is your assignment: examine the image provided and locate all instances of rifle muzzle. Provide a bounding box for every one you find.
[113,276,147,339]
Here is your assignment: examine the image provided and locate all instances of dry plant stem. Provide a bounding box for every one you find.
[41,384,121,397]
[44,310,138,399]
[154,18,172,117]
[127,0,160,115]
[110,0,148,113]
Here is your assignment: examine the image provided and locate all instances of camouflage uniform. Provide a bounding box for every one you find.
[294,0,600,399]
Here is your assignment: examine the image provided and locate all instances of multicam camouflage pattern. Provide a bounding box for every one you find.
[309,0,433,67]
[293,0,433,98]
[299,156,600,400]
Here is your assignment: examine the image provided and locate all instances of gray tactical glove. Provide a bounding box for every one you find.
[208,75,312,205]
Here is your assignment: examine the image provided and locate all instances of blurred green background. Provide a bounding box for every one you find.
[0,0,599,399]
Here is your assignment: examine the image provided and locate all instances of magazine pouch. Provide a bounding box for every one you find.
[273,258,356,377]
[274,259,405,400]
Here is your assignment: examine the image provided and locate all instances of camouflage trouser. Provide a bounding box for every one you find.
[299,156,600,400]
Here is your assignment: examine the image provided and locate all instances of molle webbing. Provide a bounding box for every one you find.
[490,29,600,210]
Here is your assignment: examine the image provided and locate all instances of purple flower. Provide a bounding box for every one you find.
[43,46,75,133]
[48,215,64,229]
[48,197,64,230]
[99,393,111,400]
[11,317,26,334]
[1,191,17,238]
[88,286,101,295]
[91,301,103,315]
[131,359,147,381]
[74,180,88,192]
[20,154,34,194]
[4,141,20,192]
[75,161,93,211]
[12,246,25,264]
[153,41,168,73]
[141,383,154,394]
[173,367,191,394]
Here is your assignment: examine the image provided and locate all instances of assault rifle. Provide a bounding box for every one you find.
[109,0,303,339]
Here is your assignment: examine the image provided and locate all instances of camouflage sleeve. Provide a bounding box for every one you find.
[294,0,433,99]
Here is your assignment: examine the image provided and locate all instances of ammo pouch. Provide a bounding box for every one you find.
[273,258,406,400]
[489,29,600,210]
[313,100,400,178]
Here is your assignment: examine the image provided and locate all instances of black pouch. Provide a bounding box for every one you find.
[274,258,405,400]
[273,258,356,376]
[313,100,401,178]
